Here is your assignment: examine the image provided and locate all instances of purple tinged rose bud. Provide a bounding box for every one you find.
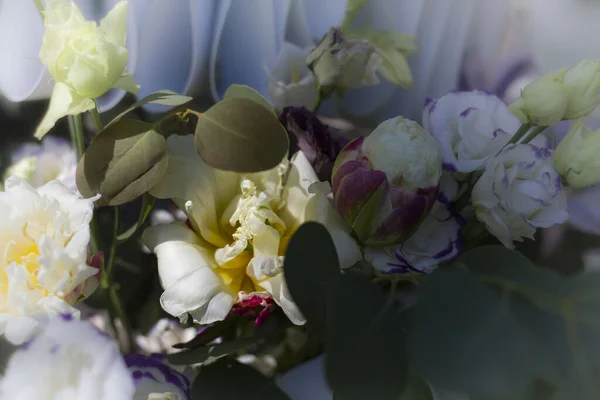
[332,117,443,246]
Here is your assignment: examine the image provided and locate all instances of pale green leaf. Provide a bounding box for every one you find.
[346,29,417,55]
[223,84,276,116]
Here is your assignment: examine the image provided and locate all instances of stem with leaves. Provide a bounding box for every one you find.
[505,123,532,147]
[521,126,547,144]
[33,0,44,19]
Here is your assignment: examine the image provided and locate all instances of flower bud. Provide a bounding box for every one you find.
[508,68,569,126]
[306,28,381,90]
[332,117,442,246]
[563,60,600,119]
[553,119,600,187]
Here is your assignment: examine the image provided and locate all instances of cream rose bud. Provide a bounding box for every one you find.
[553,119,600,187]
[306,27,381,90]
[35,0,139,139]
[423,91,521,173]
[472,144,569,249]
[563,60,600,119]
[0,316,135,400]
[0,177,100,345]
[332,117,442,246]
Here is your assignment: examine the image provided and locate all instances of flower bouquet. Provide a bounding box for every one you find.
[1,1,600,399]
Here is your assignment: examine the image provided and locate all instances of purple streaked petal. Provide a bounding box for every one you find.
[125,353,191,399]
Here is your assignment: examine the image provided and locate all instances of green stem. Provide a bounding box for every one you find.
[505,123,533,147]
[33,0,44,19]
[92,105,103,133]
[312,92,324,114]
[67,115,85,161]
[521,126,547,144]
[101,207,134,353]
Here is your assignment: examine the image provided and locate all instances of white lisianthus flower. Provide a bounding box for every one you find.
[472,144,569,248]
[5,136,77,190]
[267,42,319,111]
[142,135,361,326]
[423,91,522,173]
[35,0,139,139]
[0,177,100,344]
[125,354,191,400]
[0,316,135,400]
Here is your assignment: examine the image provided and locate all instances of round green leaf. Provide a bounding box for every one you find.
[194,98,289,172]
[76,119,169,206]
[283,222,341,337]
[223,84,276,116]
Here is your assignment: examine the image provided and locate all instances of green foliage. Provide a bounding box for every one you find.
[76,119,168,206]
[409,245,600,400]
[115,192,154,242]
[190,359,291,400]
[326,274,408,400]
[283,222,341,337]
[107,90,192,128]
[223,84,276,116]
[194,97,289,173]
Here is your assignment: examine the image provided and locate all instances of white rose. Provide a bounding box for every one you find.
[5,136,77,190]
[142,135,361,326]
[35,0,138,138]
[472,144,569,248]
[423,91,521,173]
[267,42,319,111]
[0,177,100,344]
[0,316,135,400]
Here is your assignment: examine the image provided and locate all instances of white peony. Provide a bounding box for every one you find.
[472,144,569,248]
[5,136,77,190]
[0,177,100,344]
[423,90,521,173]
[0,316,135,400]
[142,135,361,326]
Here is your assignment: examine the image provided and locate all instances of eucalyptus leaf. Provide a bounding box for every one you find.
[410,245,600,399]
[194,97,289,172]
[283,222,341,337]
[223,84,275,116]
[115,193,155,242]
[326,274,408,400]
[107,90,193,128]
[76,119,169,206]
[191,359,291,400]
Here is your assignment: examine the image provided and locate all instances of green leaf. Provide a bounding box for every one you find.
[400,373,434,400]
[283,222,341,337]
[340,0,368,31]
[76,119,169,206]
[190,359,291,400]
[107,90,193,128]
[115,193,155,242]
[167,315,280,366]
[223,84,276,116]
[376,47,413,88]
[194,97,289,172]
[346,29,417,55]
[409,245,600,399]
[325,274,408,400]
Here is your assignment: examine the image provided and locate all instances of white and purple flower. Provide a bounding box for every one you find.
[472,143,569,248]
[364,174,464,274]
[5,136,77,190]
[125,354,191,400]
[422,90,521,173]
[0,315,135,400]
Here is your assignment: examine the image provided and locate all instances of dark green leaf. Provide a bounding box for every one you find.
[116,193,155,242]
[223,84,275,116]
[194,97,289,172]
[191,359,290,400]
[283,222,341,337]
[168,315,279,366]
[76,119,169,206]
[400,373,434,400]
[409,245,600,399]
[326,274,408,400]
[107,90,193,127]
